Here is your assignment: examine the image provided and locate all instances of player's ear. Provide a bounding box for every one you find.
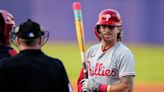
[118,26,122,32]
[39,36,44,45]
[14,37,20,47]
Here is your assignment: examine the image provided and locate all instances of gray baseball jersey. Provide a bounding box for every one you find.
[86,42,135,85]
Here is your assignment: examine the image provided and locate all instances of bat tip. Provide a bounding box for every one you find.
[73,2,81,10]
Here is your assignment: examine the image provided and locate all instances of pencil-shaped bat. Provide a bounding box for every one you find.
[73,2,87,79]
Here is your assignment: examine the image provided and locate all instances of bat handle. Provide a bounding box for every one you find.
[83,62,88,78]
[82,63,89,92]
[82,88,89,92]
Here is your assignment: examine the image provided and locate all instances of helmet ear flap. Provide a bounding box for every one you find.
[96,25,101,34]
[0,13,5,32]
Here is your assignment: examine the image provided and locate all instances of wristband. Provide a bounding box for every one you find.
[107,85,111,92]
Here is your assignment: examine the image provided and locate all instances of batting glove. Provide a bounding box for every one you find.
[81,78,100,92]
[80,79,90,92]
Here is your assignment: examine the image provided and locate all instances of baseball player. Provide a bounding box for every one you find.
[0,10,17,59]
[77,9,135,92]
[0,19,73,92]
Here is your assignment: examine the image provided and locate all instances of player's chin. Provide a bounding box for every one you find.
[103,36,116,42]
[103,37,111,42]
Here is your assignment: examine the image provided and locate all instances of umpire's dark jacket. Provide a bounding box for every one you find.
[0,45,17,59]
[0,49,70,92]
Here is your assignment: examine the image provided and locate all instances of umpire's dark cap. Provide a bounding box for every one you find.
[15,19,44,39]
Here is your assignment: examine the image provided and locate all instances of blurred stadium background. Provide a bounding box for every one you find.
[1,0,164,92]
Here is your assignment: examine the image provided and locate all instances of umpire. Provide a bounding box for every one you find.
[0,19,72,92]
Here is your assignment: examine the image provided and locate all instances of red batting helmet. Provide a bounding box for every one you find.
[94,9,122,41]
[0,10,15,45]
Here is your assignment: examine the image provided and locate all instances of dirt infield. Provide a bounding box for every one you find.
[71,81,164,92]
[134,83,164,92]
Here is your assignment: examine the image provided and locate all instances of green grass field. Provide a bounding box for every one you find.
[39,42,164,84]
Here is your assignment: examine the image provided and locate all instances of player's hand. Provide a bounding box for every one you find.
[80,79,90,92]
[81,78,100,92]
